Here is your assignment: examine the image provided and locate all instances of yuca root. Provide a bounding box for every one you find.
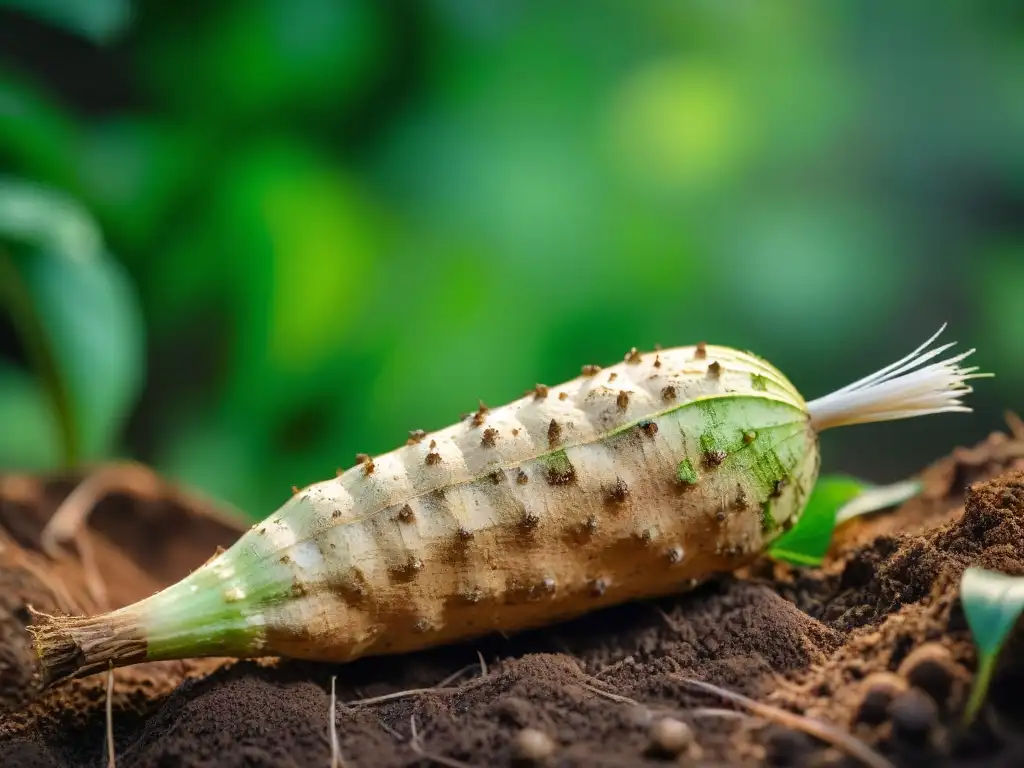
[27,608,147,687]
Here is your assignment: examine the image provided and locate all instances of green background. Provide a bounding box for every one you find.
[0,0,1020,520]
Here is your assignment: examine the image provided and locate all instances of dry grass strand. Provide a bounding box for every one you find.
[409,716,475,768]
[670,675,894,768]
[105,662,115,768]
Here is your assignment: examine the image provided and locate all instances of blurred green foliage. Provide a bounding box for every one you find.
[0,0,1021,518]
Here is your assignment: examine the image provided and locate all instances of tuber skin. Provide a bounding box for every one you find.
[30,330,986,686]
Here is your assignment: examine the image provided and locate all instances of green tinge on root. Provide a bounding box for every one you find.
[676,458,698,484]
[964,652,997,724]
[761,501,778,534]
[140,562,273,662]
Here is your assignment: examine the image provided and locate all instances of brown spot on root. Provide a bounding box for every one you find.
[291,485,300,495]
[590,578,609,597]
[355,453,371,465]
[558,392,568,401]
[547,419,562,448]
[694,342,707,360]
[638,528,655,545]
[666,546,684,563]
[516,470,529,485]
[707,361,722,378]
[546,463,576,486]
[584,515,599,534]
[608,372,618,382]
[616,390,630,409]
[457,526,474,540]
[398,504,414,522]
[406,429,427,445]
[512,428,521,437]
[522,512,541,529]
[703,449,727,468]
[425,451,442,466]
[624,347,642,364]
[488,470,504,484]
[391,555,424,581]
[733,486,748,510]
[471,400,489,427]
[662,385,677,402]
[331,510,342,520]
[771,478,788,498]
[639,420,658,437]
[335,468,344,477]
[481,428,499,447]
[581,364,601,376]
[533,383,549,400]
[413,618,432,633]
[654,354,662,368]
[280,555,291,565]
[606,478,630,504]
[429,439,437,449]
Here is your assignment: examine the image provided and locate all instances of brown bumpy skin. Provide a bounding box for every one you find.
[32,344,816,683]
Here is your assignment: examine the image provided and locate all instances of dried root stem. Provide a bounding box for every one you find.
[26,607,146,687]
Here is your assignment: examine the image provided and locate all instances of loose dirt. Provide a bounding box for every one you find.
[2,428,1024,767]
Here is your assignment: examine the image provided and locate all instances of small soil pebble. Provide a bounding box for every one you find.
[897,642,959,705]
[762,725,816,766]
[890,687,939,742]
[855,672,909,725]
[514,728,556,762]
[647,716,693,756]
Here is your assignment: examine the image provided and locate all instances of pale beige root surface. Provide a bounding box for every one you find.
[176,344,815,665]
[33,345,814,679]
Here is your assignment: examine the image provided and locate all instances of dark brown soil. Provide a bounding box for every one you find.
[2,430,1024,767]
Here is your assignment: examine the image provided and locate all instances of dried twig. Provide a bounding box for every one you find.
[347,659,488,707]
[75,530,108,611]
[670,676,894,768]
[653,605,682,634]
[580,682,639,706]
[434,663,477,689]
[40,461,245,557]
[377,719,404,740]
[580,679,756,725]
[329,676,346,768]
[691,707,754,720]
[409,716,475,768]
[105,662,115,768]
[346,686,463,707]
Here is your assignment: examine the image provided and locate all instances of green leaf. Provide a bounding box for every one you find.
[768,475,922,567]
[960,567,1024,723]
[0,68,79,188]
[0,0,131,43]
[0,362,61,470]
[0,178,145,466]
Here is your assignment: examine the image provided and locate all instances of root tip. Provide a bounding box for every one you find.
[27,610,147,688]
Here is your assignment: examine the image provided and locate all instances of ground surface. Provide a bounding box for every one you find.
[2,430,1024,767]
